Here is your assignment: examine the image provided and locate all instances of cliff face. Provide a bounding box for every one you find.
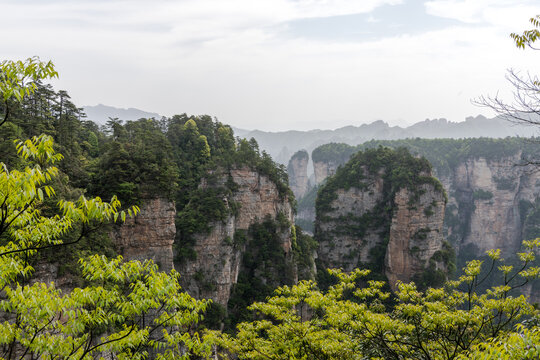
[385,186,446,288]
[440,154,540,257]
[315,148,448,290]
[317,181,446,290]
[112,198,176,272]
[178,167,295,306]
[312,143,540,261]
[287,150,309,199]
[317,174,385,271]
[313,160,339,186]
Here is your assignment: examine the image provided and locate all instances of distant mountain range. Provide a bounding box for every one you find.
[83,104,162,125]
[240,116,537,167]
[81,105,537,170]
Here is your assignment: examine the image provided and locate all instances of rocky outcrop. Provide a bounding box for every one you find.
[316,175,386,271]
[313,160,339,186]
[179,167,295,306]
[112,198,176,272]
[287,150,309,199]
[385,186,446,288]
[315,147,448,290]
[310,140,540,262]
[440,154,540,257]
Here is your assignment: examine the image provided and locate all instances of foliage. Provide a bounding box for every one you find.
[216,240,540,359]
[476,15,540,140]
[463,324,540,359]
[289,149,309,162]
[0,59,214,359]
[292,226,318,281]
[473,189,494,200]
[0,134,215,359]
[0,57,57,120]
[171,122,294,265]
[91,118,179,206]
[1,255,213,359]
[312,142,357,164]
[311,138,539,179]
[511,15,540,49]
[1,66,296,275]
[226,216,296,331]
[316,146,444,214]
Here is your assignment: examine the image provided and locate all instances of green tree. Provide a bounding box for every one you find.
[0,58,214,359]
[91,118,179,206]
[216,243,540,359]
[0,57,57,127]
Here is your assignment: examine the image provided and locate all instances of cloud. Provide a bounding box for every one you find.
[425,0,539,26]
[1,0,540,131]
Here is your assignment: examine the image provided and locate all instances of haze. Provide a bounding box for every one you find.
[2,0,540,131]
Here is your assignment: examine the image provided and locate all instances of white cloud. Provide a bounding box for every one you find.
[1,0,540,131]
[425,0,539,26]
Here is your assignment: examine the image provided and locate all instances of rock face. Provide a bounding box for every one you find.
[179,167,295,306]
[385,186,446,287]
[287,150,309,199]
[316,175,386,271]
[440,154,540,257]
[311,142,540,261]
[313,160,339,186]
[315,148,447,290]
[112,198,176,272]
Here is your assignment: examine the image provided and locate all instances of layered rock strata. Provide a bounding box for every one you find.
[179,167,295,306]
[385,186,446,287]
[312,146,540,260]
[441,154,540,257]
[315,148,447,290]
[112,198,176,272]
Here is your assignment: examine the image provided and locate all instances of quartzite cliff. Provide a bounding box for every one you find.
[177,167,296,306]
[287,150,310,199]
[315,147,449,290]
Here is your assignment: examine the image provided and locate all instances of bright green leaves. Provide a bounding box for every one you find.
[219,240,540,360]
[16,134,63,165]
[486,248,501,261]
[511,15,540,49]
[0,56,58,104]
[464,325,540,360]
[0,121,214,358]
[0,134,138,282]
[0,256,212,359]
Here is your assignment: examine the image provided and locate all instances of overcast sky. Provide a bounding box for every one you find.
[2,0,540,131]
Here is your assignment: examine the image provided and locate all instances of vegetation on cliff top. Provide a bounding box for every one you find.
[314,146,448,288]
[0,58,213,358]
[289,149,309,161]
[316,146,445,215]
[310,137,540,178]
[0,58,294,271]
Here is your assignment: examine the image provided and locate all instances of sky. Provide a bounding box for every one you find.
[2,0,540,131]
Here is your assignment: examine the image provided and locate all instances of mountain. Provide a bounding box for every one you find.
[83,104,162,125]
[239,115,537,170]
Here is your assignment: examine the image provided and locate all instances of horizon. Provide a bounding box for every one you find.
[82,103,495,133]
